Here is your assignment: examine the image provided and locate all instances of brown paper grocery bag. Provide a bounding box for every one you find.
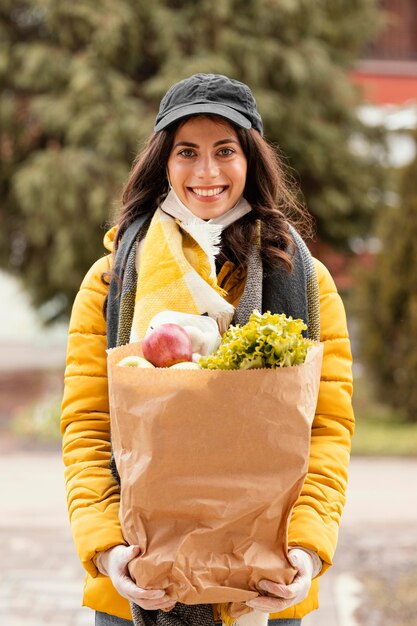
[107,342,323,605]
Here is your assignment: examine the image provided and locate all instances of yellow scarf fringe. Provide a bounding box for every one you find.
[219,603,235,626]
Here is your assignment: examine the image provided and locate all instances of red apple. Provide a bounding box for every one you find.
[142,323,193,367]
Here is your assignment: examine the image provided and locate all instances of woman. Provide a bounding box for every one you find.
[61,74,354,626]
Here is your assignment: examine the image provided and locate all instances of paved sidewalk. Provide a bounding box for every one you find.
[0,452,89,626]
[0,454,416,625]
[304,457,417,626]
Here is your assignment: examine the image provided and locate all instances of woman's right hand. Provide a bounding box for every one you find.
[95,545,175,610]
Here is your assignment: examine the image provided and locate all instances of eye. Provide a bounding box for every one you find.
[218,147,234,157]
[178,149,195,158]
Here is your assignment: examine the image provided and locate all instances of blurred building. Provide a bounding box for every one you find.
[351,0,417,106]
[352,0,417,168]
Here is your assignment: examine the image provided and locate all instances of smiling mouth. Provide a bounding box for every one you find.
[189,186,227,198]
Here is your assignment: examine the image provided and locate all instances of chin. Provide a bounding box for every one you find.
[189,201,234,219]
[194,208,225,220]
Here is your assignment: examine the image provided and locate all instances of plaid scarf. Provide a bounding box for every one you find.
[106,210,320,626]
[130,206,234,341]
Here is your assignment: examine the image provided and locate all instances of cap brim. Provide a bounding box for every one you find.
[154,102,252,132]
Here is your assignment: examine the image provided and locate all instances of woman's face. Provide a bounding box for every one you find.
[167,116,247,220]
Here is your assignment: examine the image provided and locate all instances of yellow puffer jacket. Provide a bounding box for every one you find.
[61,226,354,621]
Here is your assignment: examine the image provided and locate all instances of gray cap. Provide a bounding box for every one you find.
[154,73,263,135]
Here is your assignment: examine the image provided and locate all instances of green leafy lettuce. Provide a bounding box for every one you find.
[199,310,313,370]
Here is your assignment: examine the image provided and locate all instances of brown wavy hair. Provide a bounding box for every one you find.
[110,115,313,274]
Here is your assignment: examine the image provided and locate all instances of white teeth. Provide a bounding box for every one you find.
[191,187,225,197]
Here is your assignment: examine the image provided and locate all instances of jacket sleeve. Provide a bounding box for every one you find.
[61,255,127,578]
[287,258,354,576]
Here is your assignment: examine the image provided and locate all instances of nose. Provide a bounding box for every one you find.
[195,153,219,179]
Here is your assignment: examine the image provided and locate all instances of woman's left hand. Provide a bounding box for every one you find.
[246,549,314,613]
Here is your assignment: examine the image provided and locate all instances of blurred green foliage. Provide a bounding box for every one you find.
[0,0,382,320]
[356,132,417,423]
[352,371,417,453]
[12,391,62,442]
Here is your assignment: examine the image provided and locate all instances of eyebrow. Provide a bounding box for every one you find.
[173,138,240,149]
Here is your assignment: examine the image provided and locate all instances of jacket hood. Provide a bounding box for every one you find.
[103,225,118,252]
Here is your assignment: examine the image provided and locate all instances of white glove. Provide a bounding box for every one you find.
[230,610,269,626]
[95,545,175,611]
[245,548,314,613]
